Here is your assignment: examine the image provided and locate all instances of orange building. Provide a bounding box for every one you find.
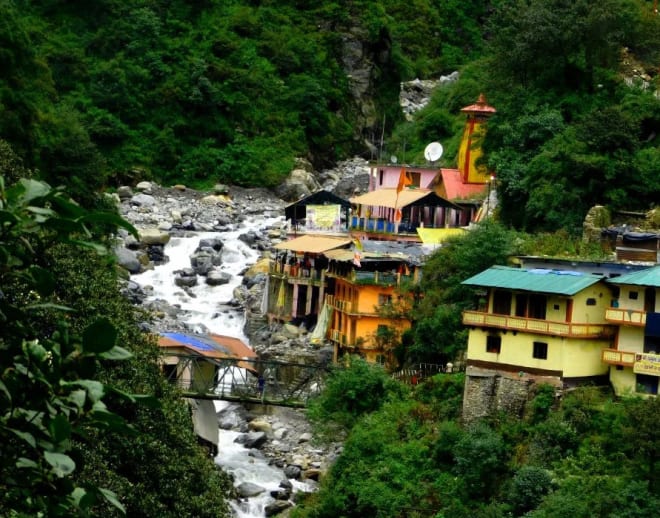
[323,246,423,366]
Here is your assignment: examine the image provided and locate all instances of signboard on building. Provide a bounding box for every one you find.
[634,352,660,376]
[306,204,341,232]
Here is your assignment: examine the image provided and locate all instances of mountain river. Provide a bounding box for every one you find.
[131,215,312,517]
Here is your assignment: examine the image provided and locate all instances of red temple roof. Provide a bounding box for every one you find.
[438,169,487,200]
[461,93,497,115]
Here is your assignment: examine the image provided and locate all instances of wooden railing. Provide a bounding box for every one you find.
[601,348,636,366]
[605,307,646,326]
[462,310,616,338]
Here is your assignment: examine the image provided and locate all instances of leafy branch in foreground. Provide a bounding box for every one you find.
[0,176,142,516]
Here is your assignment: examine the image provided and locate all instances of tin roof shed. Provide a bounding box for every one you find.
[462,265,606,296]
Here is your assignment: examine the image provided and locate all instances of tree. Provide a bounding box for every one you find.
[0,175,137,515]
[306,355,407,435]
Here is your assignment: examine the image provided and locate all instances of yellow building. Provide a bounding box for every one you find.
[602,266,660,396]
[323,248,421,367]
[462,266,616,387]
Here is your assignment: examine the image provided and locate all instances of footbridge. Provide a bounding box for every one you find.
[159,332,330,408]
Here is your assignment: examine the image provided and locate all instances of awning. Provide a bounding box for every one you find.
[273,234,353,253]
[350,188,460,210]
[416,227,467,244]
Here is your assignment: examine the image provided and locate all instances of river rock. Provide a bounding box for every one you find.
[138,228,171,246]
[135,181,154,193]
[248,420,273,433]
[270,488,290,500]
[283,465,302,480]
[265,500,292,516]
[131,193,156,207]
[174,268,198,288]
[116,186,133,199]
[190,249,216,275]
[235,431,268,449]
[206,270,232,286]
[114,247,141,274]
[236,482,266,498]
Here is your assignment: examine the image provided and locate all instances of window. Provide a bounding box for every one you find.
[378,293,392,306]
[629,291,639,300]
[486,335,501,354]
[586,298,597,306]
[636,374,658,395]
[375,354,386,365]
[528,294,547,319]
[410,171,421,188]
[515,294,528,317]
[493,290,512,315]
[533,341,548,360]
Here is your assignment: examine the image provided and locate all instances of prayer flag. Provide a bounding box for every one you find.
[353,250,362,268]
[353,237,363,251]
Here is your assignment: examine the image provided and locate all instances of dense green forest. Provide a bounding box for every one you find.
[1,0,659,516]
[1,0,657,231]
[294,358,660,518]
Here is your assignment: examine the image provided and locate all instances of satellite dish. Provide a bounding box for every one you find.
[390,155,398,164]
[424,142,443,162]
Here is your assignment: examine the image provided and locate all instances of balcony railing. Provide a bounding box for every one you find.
[602,348,636,366]
[329,329,348,345]
[462,310,616,338]
[605,307,646,326]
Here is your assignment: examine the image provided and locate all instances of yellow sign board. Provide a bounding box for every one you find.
[306,204,341,232]
[634,352,660,376]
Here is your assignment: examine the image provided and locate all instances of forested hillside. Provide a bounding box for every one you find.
[1,0,658,231]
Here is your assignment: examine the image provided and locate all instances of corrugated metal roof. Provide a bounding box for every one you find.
[461,265,605,295]
[273,234,352,253]
[159,332,257,360]
[607,265,660,287]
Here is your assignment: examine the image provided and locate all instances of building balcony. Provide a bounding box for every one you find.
[329,329,349,346]
[601,348,636,366]
[605,307,646,326]
[462,310,616,339]
[269,261,325,286]
[603,349,660,377]
[326,294,355,314]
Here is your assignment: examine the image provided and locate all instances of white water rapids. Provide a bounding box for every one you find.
[131,216,311,517]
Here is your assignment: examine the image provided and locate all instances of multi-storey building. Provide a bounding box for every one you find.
[602,266,660,396]
[323,245,423,366]
[462,266,617,387]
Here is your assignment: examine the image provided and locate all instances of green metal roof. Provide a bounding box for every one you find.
[607,265,660,287]
[461,265,605,295]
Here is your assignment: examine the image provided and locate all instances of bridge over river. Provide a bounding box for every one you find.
[164,354,331,408]
[159,332,331,408]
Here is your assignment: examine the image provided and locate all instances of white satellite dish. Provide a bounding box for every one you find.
[424,142,443,162]
[390,155,398,164]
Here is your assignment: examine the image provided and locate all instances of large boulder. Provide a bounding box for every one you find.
[114,247,141,274]
[138,228,171,246]
[274,161,321,202]
[236,482,266,498]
